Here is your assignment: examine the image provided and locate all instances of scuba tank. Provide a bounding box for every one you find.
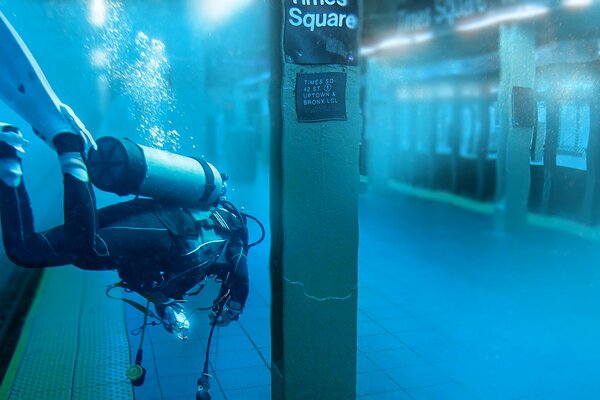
[87,136,225,208]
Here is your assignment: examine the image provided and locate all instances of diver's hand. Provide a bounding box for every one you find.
[209,301,242,327]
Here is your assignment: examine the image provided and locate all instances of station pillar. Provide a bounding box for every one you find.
[269,2,361,399]
[494,24,536,232]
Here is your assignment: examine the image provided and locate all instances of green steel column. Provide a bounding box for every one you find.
[270,2,360,399]
[494,24,536,231]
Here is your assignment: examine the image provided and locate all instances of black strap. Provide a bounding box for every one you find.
[194,158,217,204]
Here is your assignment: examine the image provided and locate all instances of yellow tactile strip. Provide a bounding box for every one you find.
[0,267,133,400]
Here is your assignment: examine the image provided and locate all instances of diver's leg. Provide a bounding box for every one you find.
[53,133,108,260]
[0,125,69,267]
[0,180,69,267]
[56,134,177,271]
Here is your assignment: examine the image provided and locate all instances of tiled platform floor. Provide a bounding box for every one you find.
[123,260,272,400]
[355,192,600,400]
[124,172,273,400]
[128,188,600,399]
[6,181,600,399]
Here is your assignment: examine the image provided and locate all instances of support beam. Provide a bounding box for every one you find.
[270,1,361,399]
[583,94,600,223]
[494,24,536,232]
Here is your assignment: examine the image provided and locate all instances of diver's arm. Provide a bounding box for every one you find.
[210,237,249,326]
[226,237,249,311]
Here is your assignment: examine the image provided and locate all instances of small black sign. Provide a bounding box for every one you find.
[296,72,347,123]
[284,0,359,65]
[512,86,536,128]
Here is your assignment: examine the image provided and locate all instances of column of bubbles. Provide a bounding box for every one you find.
[87,0,180,152]
[122,31,179,151]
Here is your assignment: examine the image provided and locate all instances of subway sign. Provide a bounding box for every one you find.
[284,0,360,65]
[396,0,546,33]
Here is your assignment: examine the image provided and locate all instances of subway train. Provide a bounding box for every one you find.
[362,1,600,226]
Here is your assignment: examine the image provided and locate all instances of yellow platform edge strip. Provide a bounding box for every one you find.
[388,180,600,242]
[0,268,134,400]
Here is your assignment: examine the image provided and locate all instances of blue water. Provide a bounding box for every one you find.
[3,1,600,399]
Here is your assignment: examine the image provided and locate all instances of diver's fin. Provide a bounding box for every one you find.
[0,11,96,150]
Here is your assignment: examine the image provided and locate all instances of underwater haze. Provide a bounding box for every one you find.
[0,0,272,232]
[3,1,600,399]
[0,1,272,398]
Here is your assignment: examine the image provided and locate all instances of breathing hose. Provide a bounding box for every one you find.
[196,293,229,400]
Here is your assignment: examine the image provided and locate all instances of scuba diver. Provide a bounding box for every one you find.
[0,125,250,336]
[0,9,262,399]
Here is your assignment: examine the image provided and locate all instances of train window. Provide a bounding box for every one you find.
[487,102,498,157]
[556,103,590,170]
[459,106,473,157]
[415,105,430,154]
[398,105,412,151]
[436,103,453,154]
[460,104,481,158]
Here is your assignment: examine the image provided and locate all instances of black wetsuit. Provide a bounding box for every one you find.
[0,172,249,307]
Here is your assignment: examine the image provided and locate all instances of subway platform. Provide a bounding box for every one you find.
[2,184,600,399]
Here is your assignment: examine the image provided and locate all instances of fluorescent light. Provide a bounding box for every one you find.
[88,0,107,27]
[412,31,435,44]
[438,84,455,99]
[378,36,412,51]
[194,0,254,29]
[360,46,376,56]
[359,31,434,56]
[456,4,550,32]
[563,0,593,7]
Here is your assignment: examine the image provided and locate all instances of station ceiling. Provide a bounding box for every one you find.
[363,0,408,45]
[361,1,600,67]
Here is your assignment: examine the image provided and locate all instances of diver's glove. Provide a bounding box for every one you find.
[209,300,242,327]
[0,123,28,187]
